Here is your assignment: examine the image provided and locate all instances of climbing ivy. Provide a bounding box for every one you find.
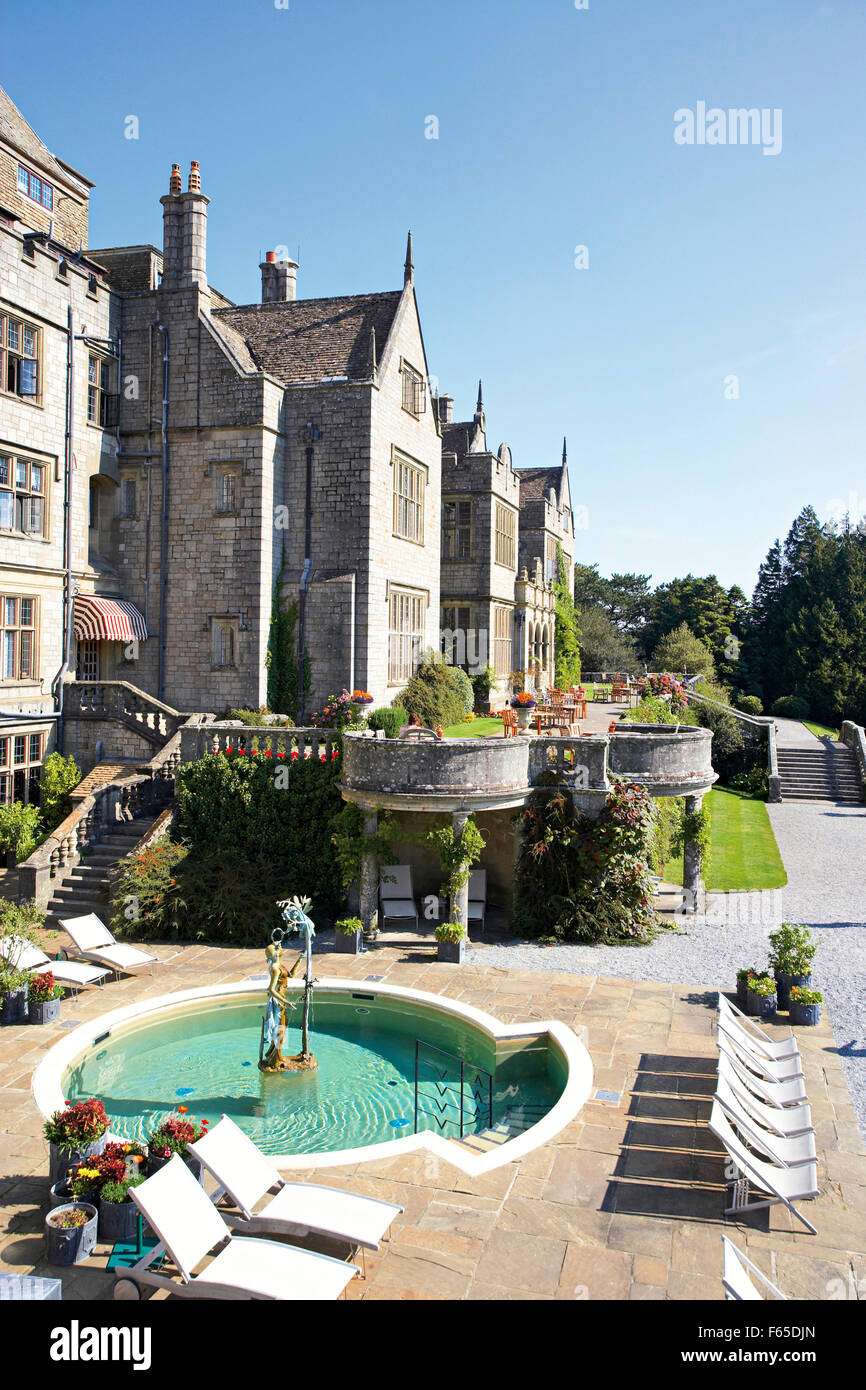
[265,548,310,719]
[426,817,486,902]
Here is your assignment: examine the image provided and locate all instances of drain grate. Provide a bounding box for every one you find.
[364,974,384,982]
[593,1089,622,1104]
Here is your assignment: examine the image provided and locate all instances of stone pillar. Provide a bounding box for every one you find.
[450,810,469,927]
[682,793,704,916]
[359,809,379,936]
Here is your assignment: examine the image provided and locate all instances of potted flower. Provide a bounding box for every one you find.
[0,904,43,1025]
[49,1161,100,1210]
[335,916,363,955]
[511,692,538,734]
[98,1174,147,1243]
[350,689,374,720]
[435,920,467,965]
[736,967,758,1008]
[44,1202,98,1266]
[147,1110,208,1179]
[27,970,63,1025]
[789,986,823,1028]
[768,923,816,1012]
[746,973,777,1019]
[44,1098,109,1186]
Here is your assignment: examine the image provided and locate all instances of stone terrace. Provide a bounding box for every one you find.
[1,943,865,1301]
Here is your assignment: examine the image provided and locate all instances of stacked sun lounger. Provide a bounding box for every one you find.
[710,994,819,1239]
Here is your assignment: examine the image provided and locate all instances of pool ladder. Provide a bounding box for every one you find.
[413,1039,493,1140]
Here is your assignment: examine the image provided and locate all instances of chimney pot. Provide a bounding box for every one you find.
[260,253,298,303]
[188,160,201,193]
[169,163,182,194]
[266,251,276,263]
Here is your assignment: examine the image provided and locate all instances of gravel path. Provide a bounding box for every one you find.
[470,791,866,1134]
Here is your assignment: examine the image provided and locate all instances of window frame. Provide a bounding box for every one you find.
[214,468,239,516]
[87,354,115,426]
[17,163,54,211]
[388,589,425,685]
[392,454,425,544]
[0,313,41,402]
[494,502,517,570]
[442,497,472,560]
[493,604,513,677]
[211,617,239,670]
[400,360,427,417]
[1,593,37,681]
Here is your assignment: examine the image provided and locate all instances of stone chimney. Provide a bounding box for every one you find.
[160,160,210,296]
[260,251,298,303]
[438,394,453,425]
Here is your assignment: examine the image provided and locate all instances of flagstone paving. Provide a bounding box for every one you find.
[1,941,865,1301]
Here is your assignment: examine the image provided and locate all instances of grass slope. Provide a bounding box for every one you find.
[802,719,839,741]
[663,786,788,892]
[441,718,504,739]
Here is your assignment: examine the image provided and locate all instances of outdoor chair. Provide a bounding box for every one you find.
[717,1045,810,1111]
[0,934,109,993]
[117,1154,357,1300]
[467,869,487,933]
[722,1237,788,1301]
[501,709,518,738]
[717,995,800,1062]
[714,1072,817,1167]
[58,913,160,977]
[708,1101,819,1235]
[717,1022,804,1084]
[188,1115,403,1274]
[379,865,420,931]
[716,1054,814,1139]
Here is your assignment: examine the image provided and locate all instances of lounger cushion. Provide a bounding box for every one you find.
[262,1183,403,1251]
[58,914,115,950]
[467,903,485,920]
[92,943,156,970]
[200,1236,355,1300]
[379,899,417,919]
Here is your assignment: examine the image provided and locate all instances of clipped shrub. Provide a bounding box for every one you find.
[471,666,496,712]
[367,706,407,739]
[734,694,763,716]
[771,694,810,720]
[448,665,475,715]
[396,659,465,729]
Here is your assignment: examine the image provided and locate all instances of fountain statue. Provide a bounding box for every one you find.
[258,896,319,1073]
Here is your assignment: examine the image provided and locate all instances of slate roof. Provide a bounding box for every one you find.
[213,291,402,385]
[516,465,564,507]
[0,85,90,192]
[441,421,475,459]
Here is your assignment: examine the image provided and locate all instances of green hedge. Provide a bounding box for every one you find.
[395,659,465,728]
[367,706,407,738]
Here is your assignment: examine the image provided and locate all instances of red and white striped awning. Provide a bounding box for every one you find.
[73,596,148,642]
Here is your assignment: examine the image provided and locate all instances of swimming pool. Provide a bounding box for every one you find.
[34,980,593,1171]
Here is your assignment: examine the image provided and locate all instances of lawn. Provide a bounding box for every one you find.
[442,717,504,738]
[663,786,788,892]
[802,719,839,741]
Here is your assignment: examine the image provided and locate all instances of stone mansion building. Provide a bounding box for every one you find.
[0,85,574,791]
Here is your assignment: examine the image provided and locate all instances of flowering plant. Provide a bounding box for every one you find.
[645,673,689,707]
[68,1165,102,1198]
[28,971,63,1003]
[50,1207,91,1228]
[43,1098,109,1155]
[147,1111,208,1158]
[511,692,538,707]
[100,1176,146,1205]
[351,689,373,703]
[311,690,356,728]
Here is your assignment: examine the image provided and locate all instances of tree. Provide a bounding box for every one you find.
[650,622,715,678]
[38,752,81,831]
[577,605,639,672]
[553,545,581,687]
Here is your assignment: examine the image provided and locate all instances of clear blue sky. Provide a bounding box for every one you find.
[6,0,865,594]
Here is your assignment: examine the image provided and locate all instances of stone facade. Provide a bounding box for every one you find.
[2,84,578,793]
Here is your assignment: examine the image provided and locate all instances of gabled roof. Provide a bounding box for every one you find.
[0,85,91,193]
[515,465,565,507]
[441,420,484,459]
[213,290,402,385]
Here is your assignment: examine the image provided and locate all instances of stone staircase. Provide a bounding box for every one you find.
[44,814,162,929]
[777,743,862,804]
[454,1104,547,1155]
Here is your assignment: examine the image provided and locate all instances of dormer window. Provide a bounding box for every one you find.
[401,361,426,416]
[17,164,53,211]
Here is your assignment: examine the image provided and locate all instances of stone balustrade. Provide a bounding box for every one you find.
[177,722,338,764]
[63,681,186,745]
[841,720,866,792]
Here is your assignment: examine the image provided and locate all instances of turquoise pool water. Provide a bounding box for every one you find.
[63,991,565,1155]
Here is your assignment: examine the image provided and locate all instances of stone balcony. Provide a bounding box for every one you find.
[340,724,716,814]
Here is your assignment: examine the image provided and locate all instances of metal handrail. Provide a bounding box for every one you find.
[413,1039,493,1139]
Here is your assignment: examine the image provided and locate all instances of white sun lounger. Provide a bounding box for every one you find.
[116,1155,358,1300]
[717,994,800,1061]
[722,1237,788,1301]
[717,1044,810,1111]
[717,1025,805,1087]
[714,1073,818,1169]
[716,1055,814,1139]
[379,866,419,931]
[0,935,109,991]
[58,913,160,977]
[188,1115,403,1269]
[467,869,487,933]
[709,1101,819,1236]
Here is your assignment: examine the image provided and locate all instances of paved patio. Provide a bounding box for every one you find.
[1,941,865,1301]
